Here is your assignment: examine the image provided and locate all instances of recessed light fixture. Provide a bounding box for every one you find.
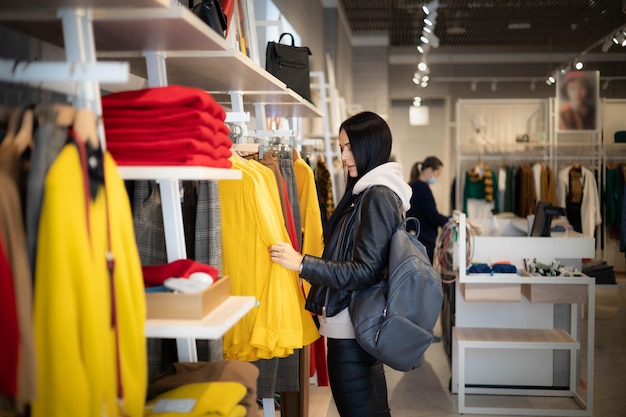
[507,22,531,30]
[575,61,583,70]
[446,26,466,35]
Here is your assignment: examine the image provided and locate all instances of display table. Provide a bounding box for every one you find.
[452,214,595,416]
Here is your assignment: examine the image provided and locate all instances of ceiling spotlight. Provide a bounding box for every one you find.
[622,38,626,47]
[420,80,429,88]
[423,26,432,34]
[413,96,422,106]
[418,62,428,71]
[560,67,567,74]
[575,61,583,70]
[422,75,430,82]
[547,75,556,85]
[424,18,434,26]
[420,36,429,44]
[422,4,430,14]
[413,76,420,85]
[417,45,425,53]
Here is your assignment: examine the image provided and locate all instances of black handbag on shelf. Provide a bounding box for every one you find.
[188,0,228,37]
[265,33,312,102]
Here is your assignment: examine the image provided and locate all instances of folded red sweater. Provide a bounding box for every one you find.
[106,139,232,160]
[104,124,230,146]
[101,85,225,120]
[142,259,219,287]
[104,114,229,136]
[103,109,222,129]
[111,152,233,168]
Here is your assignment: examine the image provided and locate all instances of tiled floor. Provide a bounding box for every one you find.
[321,280,626,417]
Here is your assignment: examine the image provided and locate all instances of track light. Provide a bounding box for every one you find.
[575,61,583,70]
[546,75,556,85]
[417,45,424,53]
[424,18,434,26]
[422,4,430,14]
[420,36,429,44]
[423,26,432,34]
[413,96,422,106]
[418,62,428,71]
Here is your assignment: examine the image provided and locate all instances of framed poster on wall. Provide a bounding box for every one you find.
[556,70,599,132]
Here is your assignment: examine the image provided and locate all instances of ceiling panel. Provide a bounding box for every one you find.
[341,0,626,55]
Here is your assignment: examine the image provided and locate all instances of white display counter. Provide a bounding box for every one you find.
[451,214,595,416]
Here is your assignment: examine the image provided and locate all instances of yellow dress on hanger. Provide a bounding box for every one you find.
[293,157,324,296]
[219,157,319,361]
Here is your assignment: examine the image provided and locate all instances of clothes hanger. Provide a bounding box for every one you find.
[71,107,101,149]
[12,108,34,154]
[1,108,23,145]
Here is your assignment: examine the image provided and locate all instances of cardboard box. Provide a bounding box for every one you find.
[521,283,588,304]
[461,283,521,302]
[145,276,231,319]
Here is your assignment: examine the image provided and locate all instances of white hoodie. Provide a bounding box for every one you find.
[353,162,412,211]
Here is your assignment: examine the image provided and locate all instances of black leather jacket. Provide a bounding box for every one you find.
[302,185,404,317]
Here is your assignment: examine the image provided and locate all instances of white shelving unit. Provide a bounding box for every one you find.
[2,4,328,416]
[452,213,595,416]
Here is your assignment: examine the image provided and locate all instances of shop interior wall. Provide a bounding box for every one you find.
[270,0,324,73]
[352,45,389,119]
[323,7,354,106]
[390,102,453,217]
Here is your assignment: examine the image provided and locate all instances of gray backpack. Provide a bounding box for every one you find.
[349,217,444,371]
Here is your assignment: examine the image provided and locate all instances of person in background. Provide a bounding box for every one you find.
[269,111,412,417]
[407,157,449,264]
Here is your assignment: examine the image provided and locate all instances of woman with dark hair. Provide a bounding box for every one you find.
[407,157,448,263]
[269,111,411,417]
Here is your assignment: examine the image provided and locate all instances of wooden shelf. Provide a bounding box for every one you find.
[117,166,242,181]
[212,89,323,118]
[145,295,256,339]
[100,49,289,94]
[460,273,592,284]
[0,6,228,53]
[455,327,579,349]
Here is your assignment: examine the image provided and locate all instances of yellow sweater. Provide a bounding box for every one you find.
[219,157,318,361]
[33,144,146,417]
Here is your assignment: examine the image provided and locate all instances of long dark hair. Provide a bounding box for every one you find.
[325,111,392,240]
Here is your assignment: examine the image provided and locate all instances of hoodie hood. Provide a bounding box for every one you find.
[353,162,412,211]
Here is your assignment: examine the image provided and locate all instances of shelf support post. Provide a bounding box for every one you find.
[59,7,106,149]
[142,49,196,362]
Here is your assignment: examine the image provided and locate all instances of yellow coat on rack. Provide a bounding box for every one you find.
[32,145,147,417]
[293,158,324,296]
[219,157,319,361]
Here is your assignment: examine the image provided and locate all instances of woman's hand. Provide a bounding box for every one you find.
[269,240,304,272]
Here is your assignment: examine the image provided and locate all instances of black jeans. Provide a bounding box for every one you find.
[326,338,391,417]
